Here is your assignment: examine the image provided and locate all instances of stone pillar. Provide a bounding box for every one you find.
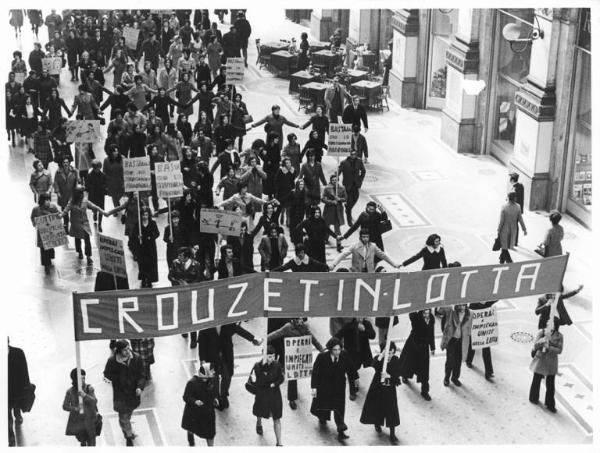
[310,9,334,41]
[511,9,559,211]
[441,9,480,153]
[389,9,419,107]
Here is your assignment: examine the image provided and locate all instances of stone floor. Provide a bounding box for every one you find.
[2,7,595,449]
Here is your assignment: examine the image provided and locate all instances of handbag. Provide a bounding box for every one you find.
[243,114,253,124]
[94,413,103,436]
[244,373,257,395]
[492,236,501,251]
[19,383,36,413]
[534,244,545,257]
[378,218,392,234]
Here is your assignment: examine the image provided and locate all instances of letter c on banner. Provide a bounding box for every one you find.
[118,297,144,334]
[264,278,283,312]
[157,293,179,330]
[425,273,450,303]
[80,299,102,334]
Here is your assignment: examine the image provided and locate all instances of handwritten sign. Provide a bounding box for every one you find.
[98,234,127,279]
[123,27,140,50]
[35,213,68,250]
[327,123,353,156]
[155,161,183,199]
[42,57,62,75]
[123,157,152,192]
[225,57,245,85]
[470,307,499,349]
[199,208,243,236]
[65,120,101,143]
[284,335,313,380]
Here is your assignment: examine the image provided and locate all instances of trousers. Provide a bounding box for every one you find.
[344,185,359,221]
[529,373,556,409]
[444,337,462,381]
[75,232,92,257]
[466,338,494,376]
[118,410,134,438]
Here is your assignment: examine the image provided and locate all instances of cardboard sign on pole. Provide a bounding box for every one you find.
[284,335,314,380]
[199,208,243,236]
[470,306,499,349]
[123,157,152,192]
[41,57,62,75]
[155,161,184,199]
[34,213,68,250]
[98,234,127,279]
[225,57,245,85]
[327,123,353,156]
[123,27,140,50]
[65,120,101,143]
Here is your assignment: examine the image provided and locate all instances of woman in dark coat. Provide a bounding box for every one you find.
[230,93,248,151]
[302,129,328,163]
[65,30,82,81]
[42,88,72,131]
[297,32,310,71]
[289,179,310,245]
[132,206,160,287]
[360,342,402,443]
[85,160,107,232]
[251,345,284,446]
[63,368,98,446]
[262,133,281,197]
[226,221,255,272]
[398,309,436,401]
[182,363,219,446]
[213,114,235,155]
[163,211,189,266]
[180,147,198,188]
[295,206,337,264]
[310,337,358,442]
[401,233,447,270]
[103,145,125,209]
[252,201,281,237]
[30,193,60,273]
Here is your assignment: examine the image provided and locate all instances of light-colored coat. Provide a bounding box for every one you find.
[439,307,472,357]
[542,225,564,257]
[332,241,395,273]
[530,329,563,376]
[497,201,526,249]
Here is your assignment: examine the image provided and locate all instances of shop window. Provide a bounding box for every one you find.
[427,10,458,104]
[569,51,591,210]
[492,9,534,152]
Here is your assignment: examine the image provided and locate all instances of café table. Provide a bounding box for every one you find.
[289,70,317,93]
[309,41,331,53]
[260,41,289,56]
[300,81,328,108]
[336,68,369,85]
[350,80,383,108]
[270,50,297,77]
[311,49,342,76]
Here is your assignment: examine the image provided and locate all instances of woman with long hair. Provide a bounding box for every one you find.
[62,185,107,265]
[42,88,72,131]
[295,206,337,264]
[30,193,60,273]
[289,179,310,245]
[231,93,249,152]
[103,145,125,210]
[132,206,160,288]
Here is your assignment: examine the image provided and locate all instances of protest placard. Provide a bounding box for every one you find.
[41,57,62,75]
[199,208,243,236]
[155,161,184,199]
[225,57,245,85]
[65,120,101,143]
[73,255,569,341]
[35,213,68,250]
[123,27,140,50]
[327,123,353,156]
[284,335,314,380]
[14,72,25,85]
[123,157,152,192]
[470,306,499,349]
[98,234,127,279]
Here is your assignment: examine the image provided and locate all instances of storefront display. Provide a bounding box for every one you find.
[426,10,457,108]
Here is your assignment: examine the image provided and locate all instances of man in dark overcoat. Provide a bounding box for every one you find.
[310,337,359,442]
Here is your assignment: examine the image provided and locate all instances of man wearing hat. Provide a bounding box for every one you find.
[103,340,147,446]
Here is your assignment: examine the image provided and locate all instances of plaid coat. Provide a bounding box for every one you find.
[33,130,53,168]
[130,339,155,366]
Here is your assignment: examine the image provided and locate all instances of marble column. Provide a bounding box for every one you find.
[389,9,419,107]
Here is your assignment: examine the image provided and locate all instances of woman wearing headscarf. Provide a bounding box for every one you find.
[63,368,99,446]
[250,345,284,446]
[182,362,220,446]
[360,342,402,443]
[295,206,337,264]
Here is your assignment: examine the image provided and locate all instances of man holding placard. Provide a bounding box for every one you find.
[466,301,498,381]
[30,193,63,273]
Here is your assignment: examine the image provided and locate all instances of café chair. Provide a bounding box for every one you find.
[255,39,270,70]
[374,85,390,112]
[298,86,313,112]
